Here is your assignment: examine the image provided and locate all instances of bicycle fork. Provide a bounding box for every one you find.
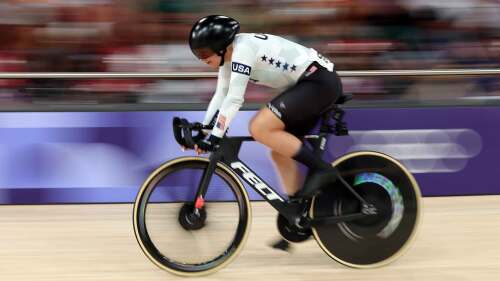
[191,153,221,212]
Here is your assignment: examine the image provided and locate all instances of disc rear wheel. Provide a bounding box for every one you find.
[310,151,421,268]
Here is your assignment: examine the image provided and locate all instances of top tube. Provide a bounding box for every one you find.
[225,136,254,142]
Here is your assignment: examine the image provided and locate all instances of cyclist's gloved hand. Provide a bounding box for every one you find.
[192,129,207,143]
[180,125,206,151]
[195,135,221,153]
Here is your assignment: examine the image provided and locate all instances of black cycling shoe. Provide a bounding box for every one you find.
[294,167,339,198]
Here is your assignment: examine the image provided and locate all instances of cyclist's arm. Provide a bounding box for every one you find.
[211,44,255,138]
[203,64,230,126]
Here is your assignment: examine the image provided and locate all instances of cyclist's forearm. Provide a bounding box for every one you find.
[211,94,244,138]
[203,91,226,125]
[203,64,230,125]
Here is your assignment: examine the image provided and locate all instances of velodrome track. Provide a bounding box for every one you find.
[0,195,499,280]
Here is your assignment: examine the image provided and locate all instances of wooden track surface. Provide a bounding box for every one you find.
[0,196,499,280]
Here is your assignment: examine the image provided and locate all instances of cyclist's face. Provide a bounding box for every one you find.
[202,54,221,69]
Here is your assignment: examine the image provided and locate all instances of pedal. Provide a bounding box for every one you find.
[270,238,292,252]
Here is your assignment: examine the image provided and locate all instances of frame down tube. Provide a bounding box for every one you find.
[218,137,290,213]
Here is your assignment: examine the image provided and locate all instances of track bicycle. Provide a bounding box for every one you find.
[133,94,421,276]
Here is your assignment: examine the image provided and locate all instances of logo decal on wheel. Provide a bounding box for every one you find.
[354,172,404,238]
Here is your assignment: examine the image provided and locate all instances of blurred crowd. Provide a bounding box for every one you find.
[0,0,499,105]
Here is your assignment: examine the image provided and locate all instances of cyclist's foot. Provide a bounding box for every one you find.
[270,238,292,252]
[286,194,302,204]
[294,167,339,198]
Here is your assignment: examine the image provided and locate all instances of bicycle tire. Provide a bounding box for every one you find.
[310,151,422,268]
[133,156,251,276]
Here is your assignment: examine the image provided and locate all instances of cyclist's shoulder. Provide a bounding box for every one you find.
[235,32,283,42]
[236,33,308,51]
[232,33,285,54]
[233,33,259,46]
[231,33,260,58]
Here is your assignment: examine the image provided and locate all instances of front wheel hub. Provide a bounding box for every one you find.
[178,203,207,231]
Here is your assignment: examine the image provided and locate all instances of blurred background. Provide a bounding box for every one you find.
[0,0,498,106]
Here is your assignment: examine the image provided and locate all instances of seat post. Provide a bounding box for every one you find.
[305,107,335,158]
[319,108,335,134]
[332,106,349,136]
[310,94,352,153]
[318,104,349,136]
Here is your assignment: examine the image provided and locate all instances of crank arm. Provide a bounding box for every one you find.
[309,212,367,227]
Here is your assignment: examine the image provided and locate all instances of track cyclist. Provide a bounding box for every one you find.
[187,15,344,249]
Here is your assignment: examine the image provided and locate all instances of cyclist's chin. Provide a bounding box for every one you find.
[208,62,220,69]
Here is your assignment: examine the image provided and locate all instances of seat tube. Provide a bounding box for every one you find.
[309,134,328,158]
[315,109,334,157]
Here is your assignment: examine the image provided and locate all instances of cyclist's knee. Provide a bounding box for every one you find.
[249,109,283,141]
[249,114,267,140]
[270,150,286,161]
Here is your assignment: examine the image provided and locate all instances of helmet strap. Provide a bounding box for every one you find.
[218,49,227,66]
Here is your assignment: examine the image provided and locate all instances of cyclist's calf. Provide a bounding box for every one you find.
[270,150,302,196]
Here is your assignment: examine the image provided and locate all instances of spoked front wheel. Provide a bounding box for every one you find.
[310,151,421,268]
[133,157,251,276]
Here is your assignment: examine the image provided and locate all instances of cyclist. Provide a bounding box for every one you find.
[188,15,343,201]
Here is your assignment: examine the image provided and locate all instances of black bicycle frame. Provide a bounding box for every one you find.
[187,101,374,225]
[192,131,330,223]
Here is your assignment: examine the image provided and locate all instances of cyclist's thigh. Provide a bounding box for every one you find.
[252,106,286,131]
[267,81,326,136]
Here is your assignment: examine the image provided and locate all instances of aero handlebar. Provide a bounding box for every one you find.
[172,117,212,149]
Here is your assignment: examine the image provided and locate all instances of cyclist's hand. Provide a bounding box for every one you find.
[179,130,206,152]
[195,135,221,154]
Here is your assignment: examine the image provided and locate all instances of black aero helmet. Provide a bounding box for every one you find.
[189,15,240,63]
